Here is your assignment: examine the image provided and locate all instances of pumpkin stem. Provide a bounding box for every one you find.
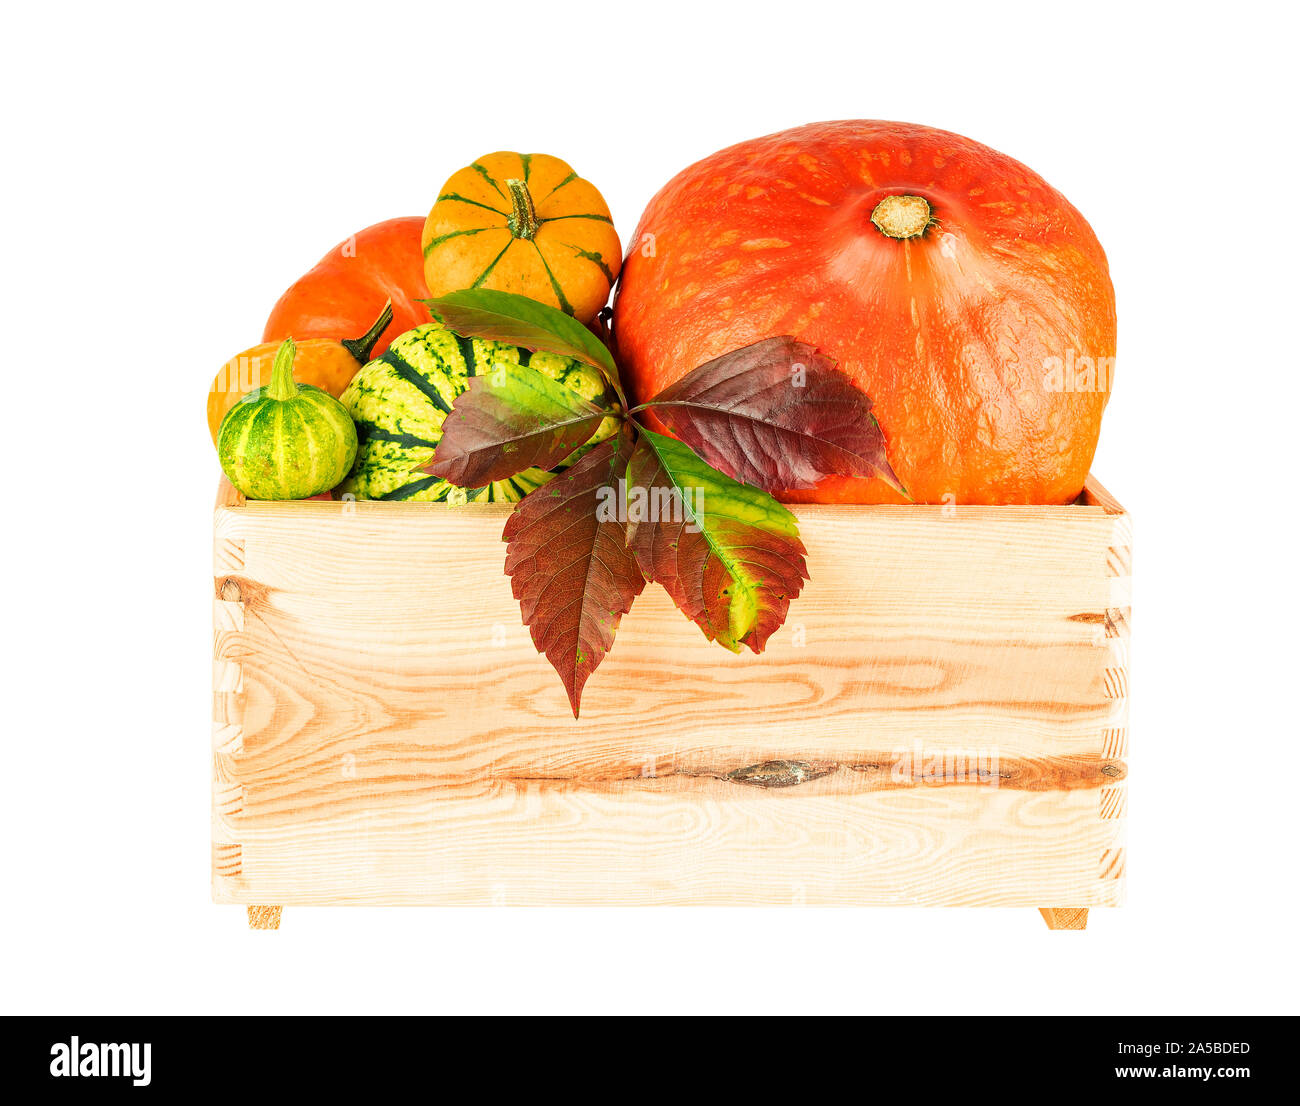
[266,338,299,401]
[341,299,394,364]
[505,178,541,240]
[871,194,932,239]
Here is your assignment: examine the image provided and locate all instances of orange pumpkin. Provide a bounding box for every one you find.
[422,152,621,325]
[613,121,1116,506]
[263,217,428,358]
[207,303,391,446]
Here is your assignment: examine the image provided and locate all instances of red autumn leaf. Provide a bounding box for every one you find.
[625,430,807,653]
[503,433,645,716]
[639,336,905,495]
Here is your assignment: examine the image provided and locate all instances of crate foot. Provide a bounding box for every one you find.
[1038,907,1088,930]
[247,905,283,930]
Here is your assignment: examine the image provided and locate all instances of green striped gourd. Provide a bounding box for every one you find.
[340,322,618,502]
[217,338,357,500]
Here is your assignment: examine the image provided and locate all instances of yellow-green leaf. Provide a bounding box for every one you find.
[625,430,807,652]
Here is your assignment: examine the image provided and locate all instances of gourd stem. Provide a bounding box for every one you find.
[871,194,932,239]
[341,299,394,363]
[266,338,298,401]
[505,179,541,240]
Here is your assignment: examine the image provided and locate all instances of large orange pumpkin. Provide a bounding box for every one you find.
[423,152,621,325]
[612,121,1116,505]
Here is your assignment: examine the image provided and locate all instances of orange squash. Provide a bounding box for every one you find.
[613,121,1116,505]
[263,217,428,357]
[207,303,391,446]
[422,152,621,325]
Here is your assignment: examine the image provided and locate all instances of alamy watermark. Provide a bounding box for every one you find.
[891,740,1000,787]
[49,1037,151,1087]
[595,478,701,531]
[1042,349,1114,393]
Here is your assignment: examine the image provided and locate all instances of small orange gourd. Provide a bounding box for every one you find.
[207,302,391,446]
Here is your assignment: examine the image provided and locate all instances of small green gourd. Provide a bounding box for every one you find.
[218,338,358,500]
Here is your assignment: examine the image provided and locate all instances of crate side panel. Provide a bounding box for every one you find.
[228,779,1119,908]
[214,498,1127,907]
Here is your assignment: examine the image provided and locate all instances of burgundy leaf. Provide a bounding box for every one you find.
[641,336,905,495]
[626,430,807,654]
[503,433,645,716]
[424,363,610,487]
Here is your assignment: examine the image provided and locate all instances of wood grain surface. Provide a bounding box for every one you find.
[213,477,1129,909]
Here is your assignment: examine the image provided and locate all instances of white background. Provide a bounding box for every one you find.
[2,0,1297,1015]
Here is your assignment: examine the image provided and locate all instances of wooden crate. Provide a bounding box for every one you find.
[213,476,1130,929]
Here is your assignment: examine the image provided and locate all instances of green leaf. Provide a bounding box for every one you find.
[424,363,613,487]
[423,289,622,396]
[626,429,808,653]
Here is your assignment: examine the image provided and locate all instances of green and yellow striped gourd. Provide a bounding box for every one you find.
[217,338,358,500]
[340,322,618,502]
